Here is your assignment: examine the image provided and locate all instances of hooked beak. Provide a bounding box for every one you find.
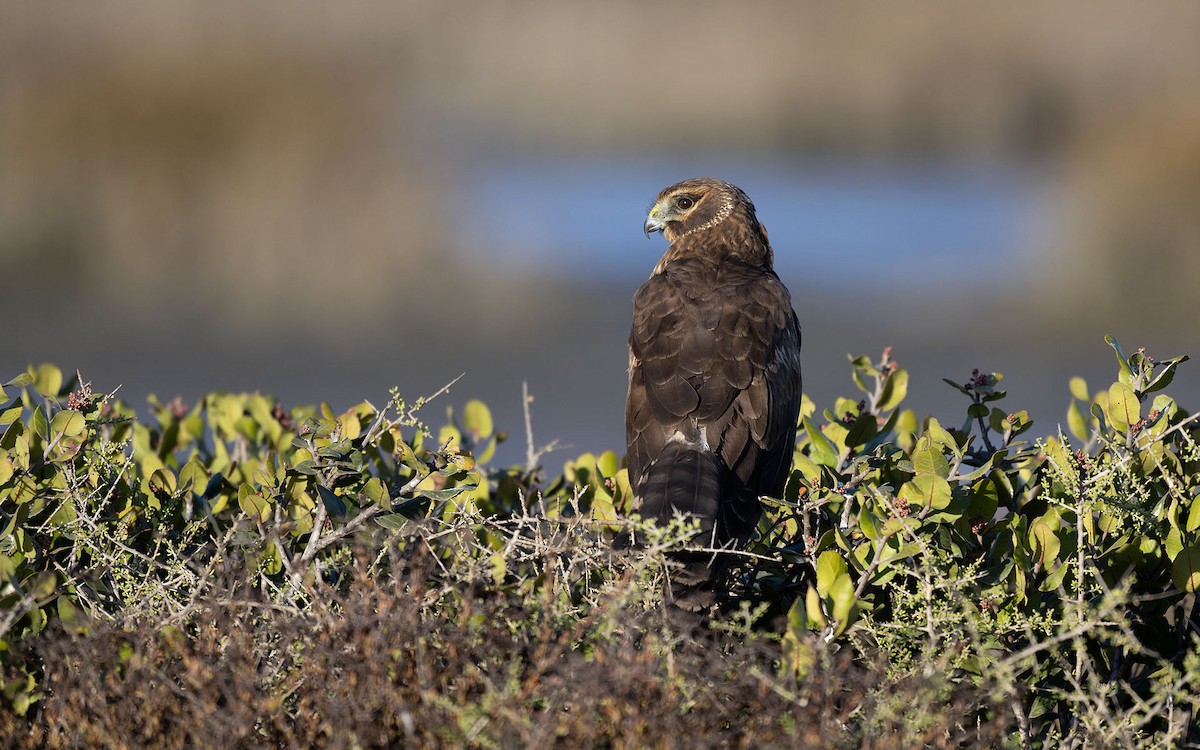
[644,204,666,237]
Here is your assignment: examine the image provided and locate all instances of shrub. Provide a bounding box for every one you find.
[0,336,1197,747]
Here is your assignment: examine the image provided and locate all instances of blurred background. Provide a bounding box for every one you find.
[4,2,1200,464]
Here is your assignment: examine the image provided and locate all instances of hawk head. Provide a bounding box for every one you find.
[643,177,771,264]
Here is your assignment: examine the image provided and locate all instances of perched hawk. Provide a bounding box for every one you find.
[626,178,802,603]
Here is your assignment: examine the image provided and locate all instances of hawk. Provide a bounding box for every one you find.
[626,178,802,604]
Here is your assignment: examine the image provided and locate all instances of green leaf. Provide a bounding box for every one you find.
[395,441,428,474]
[843,413,877,449]
[2,669,41,717]
[590,480,618,522]
[475,436,498,465]
[374,513,409,530]
[1165,527,1184,561]
[1090,401,1109,435]
[829,573,857,636]
[805,586,826,630]
[238,485,272,523]
[1171,545,1200,593]
[50,410,85,439]
[291,460,319,476]
[815,551,848,598]
[246,394,282,444]
[1186,498,1200,533]
[362,477,388,507]
[899,475,952,510]
[1029,521,1061,567]
[316,485,347,517]
[438,424,462,449]
[596,450,620,479]
[1143,355,1189,396]
[57,597,89,636]
[1106,381,1139,433]
[0,406,21,427]
[1067,400,1089,442]
[911,437,951,479]
[33,364,63,398]
[791,453,821,484]
[1105,334,1134,385]
[827,423,852,455]
[417,483,476,503]
[462,399,494,440]
[955,454,996,483]
[967,476,1000,523]
[858,508,881,542]
[31,408,50,442]
[258,543,282,576]
[785,595,808,640]
[942,378,972,397]
[876,368,908,412]
[5,373,34,389]
[1069,376,1089,402]
[1039,560,1070,592]
[923,418,958,455]
[148,467,177,498]
[803,417,839,467]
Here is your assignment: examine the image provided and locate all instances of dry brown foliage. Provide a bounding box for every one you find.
[5,544,1008,750]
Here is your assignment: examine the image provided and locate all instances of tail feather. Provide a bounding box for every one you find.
[636,442,722,536]
[634,442,728,611]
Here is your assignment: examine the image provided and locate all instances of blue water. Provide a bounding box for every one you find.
[454,155,1047,288]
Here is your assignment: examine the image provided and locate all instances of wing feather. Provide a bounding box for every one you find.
[627,252,801,543]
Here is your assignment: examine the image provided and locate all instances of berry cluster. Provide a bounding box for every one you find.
[67,384,97,413]
[272,401,292,430]
[963,368,992,392]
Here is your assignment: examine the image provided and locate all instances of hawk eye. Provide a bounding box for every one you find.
[675,196,695,210]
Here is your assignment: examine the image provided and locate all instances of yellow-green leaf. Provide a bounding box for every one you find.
[463,399,493,439]
[1172,545,1200,593]
[911,434,951,479]
[238,484,272,523]
[1029,521,1061,566]
[50,410,85,438]
[1107,381,1139,433]
[34,364,62,398]
[899,475,952,510]
[1067,400,1089,442]
[829,573,857,636]
[1187,499,1200,533]
[148,467,177,497]
[923,418,958,454]
[178,460,208,495]
[362,477,388,506]
[1069,376,1089,402]
[805,585,826,630]
[877,368,909,412]
[258,543,282,576]
[815,551,848,598]
[1165,527,1184,561]
[438,424,462,450]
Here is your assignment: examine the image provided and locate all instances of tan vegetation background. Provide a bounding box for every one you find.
[3,1,1199,458]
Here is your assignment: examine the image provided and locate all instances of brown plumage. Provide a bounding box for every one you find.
[626,178,802,606]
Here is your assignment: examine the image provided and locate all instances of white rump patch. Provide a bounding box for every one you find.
[666,425,710,451]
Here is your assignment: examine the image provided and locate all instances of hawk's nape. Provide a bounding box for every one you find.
[626,177,802,610]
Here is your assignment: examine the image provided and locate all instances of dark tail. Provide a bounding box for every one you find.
[635,443,728,611]
[636,442,722,536]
